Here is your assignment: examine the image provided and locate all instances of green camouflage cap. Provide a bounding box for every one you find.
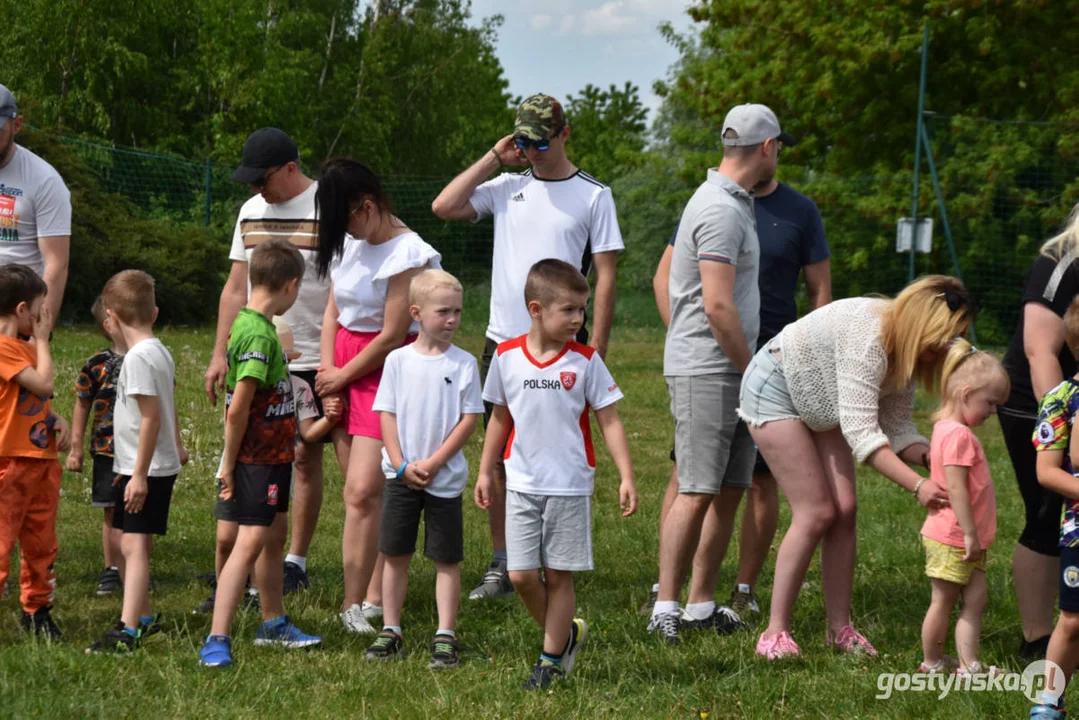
[514,94,566,141]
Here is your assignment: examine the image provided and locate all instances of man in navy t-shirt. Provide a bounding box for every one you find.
[645,173,830,620]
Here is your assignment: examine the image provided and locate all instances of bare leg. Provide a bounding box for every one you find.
[657,493,713,602]
[542,569,575,655]
[215,520,238,578]
[1045,612,1079,705]
[510,569,546,627]
[381,554,411,628]
[814,428,858,635]
[735,472,779,588]
[1014,544,1058,642]
[102,508,123,569]
[366,554,385,607]
[256,513,288,621]
[288,440,324,559]
[120,533,153,630]
[921,578,961,665]
[211,525,269,636]
[341,436,385,608]
[955,570,987,670]
[434,562,461,631]
[686,488,745,605]
[750,419,836,637]
[488,459,507,556]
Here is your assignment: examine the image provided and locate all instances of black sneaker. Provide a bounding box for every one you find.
[193,590,216,614]
[243,589,261,612]
[86,622,138,654]
[1019,634,1051,661]
[282,561,309,595]
[468,561,514,600]
[138,613,164,639]
[96,567,122,596]
[711,605,749,635]
[21,606,63,640]
[429,634,460,669]
[365,630,405,661]
[646,610,681,646]
[522,659,564,690]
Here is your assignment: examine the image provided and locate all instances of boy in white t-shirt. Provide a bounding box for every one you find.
[87,270,187,653]
[367,269,483,668]
[476,259,638,690]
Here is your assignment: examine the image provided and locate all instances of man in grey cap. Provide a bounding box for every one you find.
[201,127,333,605]
[0,84,71,329]
[647,103,785,646]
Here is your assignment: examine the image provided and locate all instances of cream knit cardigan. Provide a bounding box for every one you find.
[775,297,928,463]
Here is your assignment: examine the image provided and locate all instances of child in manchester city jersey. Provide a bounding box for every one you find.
[475,259,638,690]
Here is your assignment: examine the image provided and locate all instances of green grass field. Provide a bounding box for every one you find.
[0,319,1045,718]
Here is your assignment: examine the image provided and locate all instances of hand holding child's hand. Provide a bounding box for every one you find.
[65,451,83,472]
[53,416,71,453]
[315,367,347,397]
[125,473,149,513]
[219,469,234,501]
[323,395,343,423]
[475,473,493,509]
[32,306,52,341]
[402,463,430,490]
[619,477,638,517]
[963,533,982,562]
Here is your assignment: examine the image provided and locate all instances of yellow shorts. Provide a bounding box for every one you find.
[922,536,987,585]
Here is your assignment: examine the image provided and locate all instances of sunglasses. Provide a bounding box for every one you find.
[252,164,285,189]
[937,290,979,317]
[513,126,564,152]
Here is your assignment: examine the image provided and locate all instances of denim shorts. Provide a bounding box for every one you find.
[737,338,800,428]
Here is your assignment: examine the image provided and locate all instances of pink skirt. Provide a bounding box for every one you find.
[334,328,416,438]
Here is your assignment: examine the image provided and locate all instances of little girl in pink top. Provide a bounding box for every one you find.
[920,338,1009,675]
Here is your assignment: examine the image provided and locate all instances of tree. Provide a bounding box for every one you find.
[562,82,648,183]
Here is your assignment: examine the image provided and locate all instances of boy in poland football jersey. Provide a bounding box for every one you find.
[476,259,638,690]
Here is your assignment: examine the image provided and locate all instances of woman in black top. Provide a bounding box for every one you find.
[1000,209,1079,659]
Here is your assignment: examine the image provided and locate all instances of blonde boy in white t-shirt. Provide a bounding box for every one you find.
[476,259,638,690]
[367,269,483,668]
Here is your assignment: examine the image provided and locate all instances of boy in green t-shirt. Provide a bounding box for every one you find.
[199,239,321,667]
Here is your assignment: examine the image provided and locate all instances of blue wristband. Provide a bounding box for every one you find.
[396,461,408,478]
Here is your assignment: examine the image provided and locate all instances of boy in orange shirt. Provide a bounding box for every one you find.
[0,264,71,638]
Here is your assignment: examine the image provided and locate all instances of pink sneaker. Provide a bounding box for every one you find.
[756,631,801,660]
[827,625,878,656]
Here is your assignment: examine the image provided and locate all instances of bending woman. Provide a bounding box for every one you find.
[313,158,441,635]
[739,275,973,659]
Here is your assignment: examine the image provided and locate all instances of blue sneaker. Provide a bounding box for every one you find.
[253,615,322,649]
[199,635,233,667]
[1030,704,1067,719]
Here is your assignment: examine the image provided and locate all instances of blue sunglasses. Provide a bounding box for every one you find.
[513,126,563,152]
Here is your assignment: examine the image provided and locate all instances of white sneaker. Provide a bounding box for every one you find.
[361,600,383,620]
[340,603,377,635]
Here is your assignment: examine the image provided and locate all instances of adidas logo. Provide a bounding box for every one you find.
[511,192,525,202]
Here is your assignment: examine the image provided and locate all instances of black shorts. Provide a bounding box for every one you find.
[234,463,291,527]
[1060,546,1079,613]
[481,328,588,427]
[112,474,177,535]
[91,454,119,508]
[290,369,332,445]
[378,476,463,564]
[1000,410,1063,557]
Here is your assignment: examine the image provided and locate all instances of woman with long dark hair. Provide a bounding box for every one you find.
[314,158,441,635]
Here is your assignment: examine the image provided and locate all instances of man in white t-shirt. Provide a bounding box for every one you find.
[0,85,71,329]
[203,127,331,594]
[432,93,625,600]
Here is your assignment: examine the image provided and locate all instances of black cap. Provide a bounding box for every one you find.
[231,128,299,184]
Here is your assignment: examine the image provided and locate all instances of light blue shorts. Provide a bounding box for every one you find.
[737,338,800,428]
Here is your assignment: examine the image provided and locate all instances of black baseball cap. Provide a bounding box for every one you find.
[230,127,299,184]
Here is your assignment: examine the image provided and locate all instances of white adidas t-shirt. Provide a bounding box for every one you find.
[372,343,484,497]
[482,336,624,496]
[229,182,328,372]
[113,338,182,477]
[470,169,625,343]
[0,145,72,277]
[331,231,441,334]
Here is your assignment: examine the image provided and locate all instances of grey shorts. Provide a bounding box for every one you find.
[737,338,800,428]
[505,490,593,572]
[666,373,755,494]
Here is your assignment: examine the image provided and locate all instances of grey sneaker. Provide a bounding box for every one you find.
[361,600,383,620]
[468,562,514,600]
[638,587,658,616]
[647,610,681,646]
[729,585,760,617]
[96,567,122,596]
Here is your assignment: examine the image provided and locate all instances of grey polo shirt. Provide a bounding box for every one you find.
[663,169,759,376]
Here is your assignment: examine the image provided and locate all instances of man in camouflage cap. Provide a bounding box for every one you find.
[432,94,625,604]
